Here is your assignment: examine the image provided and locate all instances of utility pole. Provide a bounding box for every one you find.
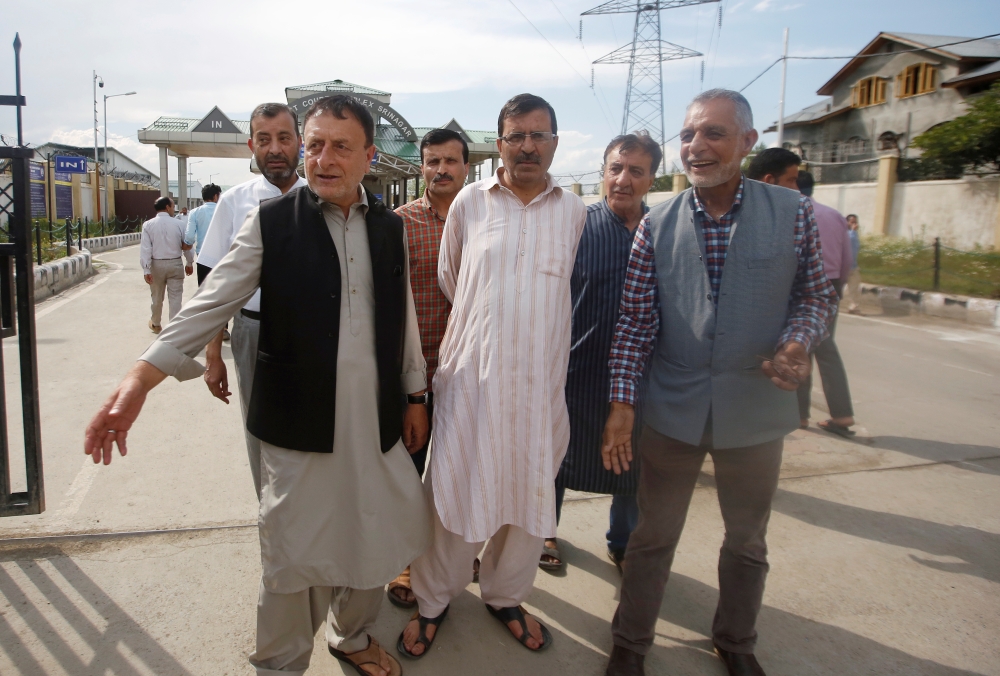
[103,91,136,223]
[776,28,789,147]
[93,71,103,223]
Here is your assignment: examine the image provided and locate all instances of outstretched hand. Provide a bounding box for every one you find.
[761,340,811,391]
[83,361,167,465]
[601,402,635,475]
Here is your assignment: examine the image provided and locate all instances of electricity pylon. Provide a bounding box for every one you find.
[584,0,718,168]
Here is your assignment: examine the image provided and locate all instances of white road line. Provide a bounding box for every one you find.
[33,258,125,321]
[842,313,1000,348]
[47,458,101,527]
[865,342,996,378]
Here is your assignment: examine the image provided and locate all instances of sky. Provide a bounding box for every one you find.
[1,0,998,189]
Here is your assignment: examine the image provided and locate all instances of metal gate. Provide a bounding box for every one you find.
[0,34,45,517]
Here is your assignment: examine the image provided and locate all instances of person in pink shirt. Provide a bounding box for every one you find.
[746,152,856,437]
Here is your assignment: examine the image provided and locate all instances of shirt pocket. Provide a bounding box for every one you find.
[535,223,573,278]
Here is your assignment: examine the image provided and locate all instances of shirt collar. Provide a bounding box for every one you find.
[420,192,446,222]
[691,175,745,219]
[258,173,308,198]
[481,167,562,202]
[600,197,649,226]
[318,184,369,215]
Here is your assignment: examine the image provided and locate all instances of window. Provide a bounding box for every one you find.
[851,76,888,108]
[897,63,937,98]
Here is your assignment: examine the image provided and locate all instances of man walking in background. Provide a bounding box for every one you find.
[845,214,862,314]
[184,183,222,284]
[602,91,836,676]
[140,196,193,334]
[386,127,469,609]
[196,102,308,498]
[795,170,856,437]
[543,132,660,574]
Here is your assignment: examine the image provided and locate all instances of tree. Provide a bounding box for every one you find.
[910,81,1000,176]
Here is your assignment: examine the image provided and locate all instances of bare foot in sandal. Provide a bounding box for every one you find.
[539,538,562,569]
[490,605,546,650]
[401,616,434,656]
[331,636,399,676]
[386,566,415,607]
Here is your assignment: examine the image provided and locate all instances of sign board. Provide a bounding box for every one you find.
[288,93,418,142]
[55,185,73,219]
[29,162,44,181]
[30,183,46,217]
[54,172,72,183]
[54,156,88,174]
[192,106,243,135]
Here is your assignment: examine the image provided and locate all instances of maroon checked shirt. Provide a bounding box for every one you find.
[396,194,451,392]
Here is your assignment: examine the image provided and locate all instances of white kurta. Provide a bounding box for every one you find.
[431,171,587,542]
[141,189,431,593]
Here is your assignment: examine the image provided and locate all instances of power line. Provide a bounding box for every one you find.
[506,0,617,132]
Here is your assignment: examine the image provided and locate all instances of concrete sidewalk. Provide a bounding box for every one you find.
[0,246,997,675]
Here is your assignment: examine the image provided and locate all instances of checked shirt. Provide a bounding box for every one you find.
[396,194,451,391]
[609,177,837,406]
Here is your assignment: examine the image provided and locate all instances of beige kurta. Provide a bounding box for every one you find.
[431,171,587,543]
[141,188,431,593]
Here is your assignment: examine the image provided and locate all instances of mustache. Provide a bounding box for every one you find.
[514,151,542,164]
[432,173,454,183]
[262,153,292,166]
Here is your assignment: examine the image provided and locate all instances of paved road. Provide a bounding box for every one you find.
[0,245,997,675]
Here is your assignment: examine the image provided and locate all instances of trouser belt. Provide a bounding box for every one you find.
[241,309,262,320]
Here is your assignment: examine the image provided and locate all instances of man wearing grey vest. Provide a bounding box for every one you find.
[602,90,837,676]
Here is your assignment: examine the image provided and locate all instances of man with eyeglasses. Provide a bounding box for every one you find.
[400,93,586,659]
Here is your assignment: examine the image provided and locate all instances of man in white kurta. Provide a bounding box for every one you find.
[84,97,430,676]
[404,94,586,656]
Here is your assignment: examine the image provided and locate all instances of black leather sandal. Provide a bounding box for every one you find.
[486,604,553,652]
[396,605,449,659]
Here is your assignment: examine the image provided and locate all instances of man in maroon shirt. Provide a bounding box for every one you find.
[387,127,469,608]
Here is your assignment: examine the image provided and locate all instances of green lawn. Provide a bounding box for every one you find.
[858,237,1000,299]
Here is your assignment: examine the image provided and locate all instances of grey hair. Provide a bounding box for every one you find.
[688,89,754,133]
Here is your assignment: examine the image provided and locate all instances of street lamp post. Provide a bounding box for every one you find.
[103,91,137,224]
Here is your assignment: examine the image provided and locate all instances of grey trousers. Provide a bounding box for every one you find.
[611,424,784,655]
[797,279,854,420]
[231,311,263,499]
[148,258,184,328]
[249,581,383,675]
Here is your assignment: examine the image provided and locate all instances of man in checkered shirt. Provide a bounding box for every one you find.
[602,90,837,676]
[387,127,469,609]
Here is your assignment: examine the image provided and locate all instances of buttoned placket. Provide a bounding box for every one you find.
[324,201,368,337]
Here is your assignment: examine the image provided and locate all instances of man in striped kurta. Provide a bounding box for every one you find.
[546,133,661,574]
[401,94,587,658]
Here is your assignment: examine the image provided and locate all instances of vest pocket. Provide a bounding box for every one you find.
[536,226,573,278]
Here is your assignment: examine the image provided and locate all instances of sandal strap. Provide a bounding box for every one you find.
[335,636,388,669]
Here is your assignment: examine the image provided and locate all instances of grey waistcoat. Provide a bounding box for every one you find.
[644,179,802,449]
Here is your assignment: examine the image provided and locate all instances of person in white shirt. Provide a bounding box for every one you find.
[401,93,587,659]
[139,196,193,334]
[195,103,308,499]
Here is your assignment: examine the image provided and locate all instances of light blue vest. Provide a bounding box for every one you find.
[644,179,802,449]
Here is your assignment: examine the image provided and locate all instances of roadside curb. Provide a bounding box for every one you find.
[32,235,140,302]
[860,283,1000,328]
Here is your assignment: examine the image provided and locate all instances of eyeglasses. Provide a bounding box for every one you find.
[498,132,557,146]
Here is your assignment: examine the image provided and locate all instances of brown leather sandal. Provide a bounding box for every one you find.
[387,567,417,609]
[329,636,401,676]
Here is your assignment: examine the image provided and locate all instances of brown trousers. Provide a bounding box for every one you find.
[611,424,783,655]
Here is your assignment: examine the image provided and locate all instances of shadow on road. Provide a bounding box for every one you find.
[772,488,1000,584]
[0,549,193,676]
[866,437,1000,476]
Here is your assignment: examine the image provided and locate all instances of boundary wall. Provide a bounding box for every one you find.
[32,234,141,301]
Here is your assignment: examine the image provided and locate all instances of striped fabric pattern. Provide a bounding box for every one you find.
[430,171,588,542]
[557,199,645,496]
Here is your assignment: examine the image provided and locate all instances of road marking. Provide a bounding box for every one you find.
[33,258,125,321]
[47,458,101,528]
[842,313,1000,349]
[865,343,995,378]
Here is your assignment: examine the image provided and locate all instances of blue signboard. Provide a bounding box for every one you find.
[29,162,44,181]
[30,182,46,217]
[55,185,73,219]
[54,155,88,174]
[54,172,72,182]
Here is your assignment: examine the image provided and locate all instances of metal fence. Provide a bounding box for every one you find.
[0,216,145,265]
[858,237,1000,299]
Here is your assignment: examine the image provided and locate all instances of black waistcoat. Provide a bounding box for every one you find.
[246,187,407,454]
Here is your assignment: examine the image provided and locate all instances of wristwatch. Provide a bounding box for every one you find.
[407,393,428,405]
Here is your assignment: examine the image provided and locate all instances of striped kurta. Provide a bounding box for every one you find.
[557,199,646,495]
[431,171,587,542]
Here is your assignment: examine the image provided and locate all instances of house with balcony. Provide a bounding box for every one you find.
[767,32,1000,177]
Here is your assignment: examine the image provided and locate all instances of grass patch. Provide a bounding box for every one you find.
[858,236,1000,299]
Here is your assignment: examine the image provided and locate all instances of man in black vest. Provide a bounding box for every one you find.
[83,95,432,676]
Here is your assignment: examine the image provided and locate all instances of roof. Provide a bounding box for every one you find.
[943,59,1000,88]
[817,32,1000,96]
[412,126,498,145]
[142,116,251,135]
[285,79,389,97]
[32,141,158,177]
[764,98,851,133]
